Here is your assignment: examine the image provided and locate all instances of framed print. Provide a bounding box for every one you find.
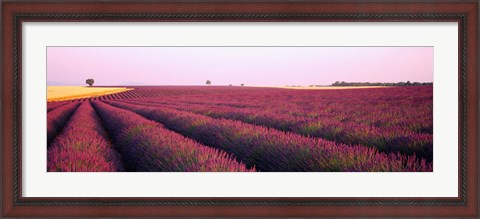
[1,0,478,217]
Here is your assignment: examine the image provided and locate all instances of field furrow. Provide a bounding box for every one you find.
[121,99,433,161]
[107,100,432,172]
[47,101,69,112]
[92,101,254,172]
[125,87,432,134]
[47,102,81,146]
[48,102,125,172]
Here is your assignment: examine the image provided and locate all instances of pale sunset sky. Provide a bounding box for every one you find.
[47,47,433,86]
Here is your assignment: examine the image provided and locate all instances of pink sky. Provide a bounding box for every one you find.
[47,47,433,86]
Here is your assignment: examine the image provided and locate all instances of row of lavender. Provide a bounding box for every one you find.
[47,101,69,112]
[91,101,253,171]
[48,102,124,171]
[47,102,80,145]
[49,86,432,135]
[128,87,432,134]
[107,100,432,172]
[46,86,433,172]
[48,86,239,103]
[119,96,432,161]
[47,101,253,171]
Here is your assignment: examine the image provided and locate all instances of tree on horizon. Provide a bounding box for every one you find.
[86,78,94,87]
[206,80,211,85]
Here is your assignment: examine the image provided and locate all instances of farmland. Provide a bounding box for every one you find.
[47,86,433,172]
[47,86,132,102]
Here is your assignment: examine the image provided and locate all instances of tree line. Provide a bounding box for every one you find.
[331,81,433,87]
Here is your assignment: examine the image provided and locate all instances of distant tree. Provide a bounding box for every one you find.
[86,78,94,87]
[330,81,432,87]
[229,84,232,86]
[241,83,244,86]
[206,80,211,85]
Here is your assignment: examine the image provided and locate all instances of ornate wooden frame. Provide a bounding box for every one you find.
[2,0,478,217]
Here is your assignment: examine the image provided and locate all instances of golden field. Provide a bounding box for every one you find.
[47,86,132,102]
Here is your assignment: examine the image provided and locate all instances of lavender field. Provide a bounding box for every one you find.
[47,86,433,172]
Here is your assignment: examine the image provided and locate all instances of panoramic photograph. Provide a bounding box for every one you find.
[47,47,433,172]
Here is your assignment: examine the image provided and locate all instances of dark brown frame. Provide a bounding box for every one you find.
[1,0,478,217]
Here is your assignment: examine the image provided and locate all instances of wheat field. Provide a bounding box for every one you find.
[47,86,132,102]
